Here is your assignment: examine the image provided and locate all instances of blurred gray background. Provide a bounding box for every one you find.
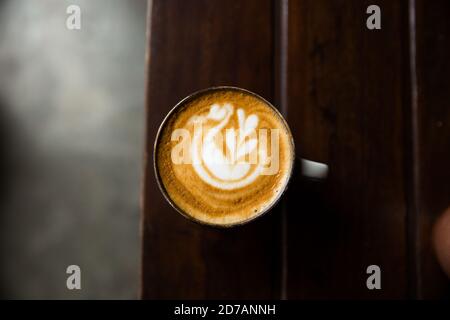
[0,0,147,299]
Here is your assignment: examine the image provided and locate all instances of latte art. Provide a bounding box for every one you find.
[172,103,280,190]
[155,88,294,226]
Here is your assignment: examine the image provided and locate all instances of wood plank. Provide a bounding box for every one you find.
[414,0,450,299]
[141,0,280,299]
[284,0,409,298]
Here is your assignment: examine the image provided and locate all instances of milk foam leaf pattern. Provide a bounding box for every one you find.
[190,103,267,189]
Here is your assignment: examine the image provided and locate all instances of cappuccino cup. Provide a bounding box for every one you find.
[153,86,327,227]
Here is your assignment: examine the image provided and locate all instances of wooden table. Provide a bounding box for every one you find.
[141,0,450,299]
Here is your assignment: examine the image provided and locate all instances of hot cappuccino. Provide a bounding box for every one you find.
[154,87,294,226]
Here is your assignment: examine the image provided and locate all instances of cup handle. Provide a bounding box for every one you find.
[300,158,328,180]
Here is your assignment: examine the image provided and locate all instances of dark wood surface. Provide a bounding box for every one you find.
[414,0,450,299]
[284,0,408,299]
[142,0,450,299]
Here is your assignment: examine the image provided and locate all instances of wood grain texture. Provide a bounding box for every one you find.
[414,0,450,299]
[142,0,450,299]
[284,0,409,298]
[141,0,281,299]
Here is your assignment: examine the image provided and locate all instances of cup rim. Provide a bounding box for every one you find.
[153,86,296,228]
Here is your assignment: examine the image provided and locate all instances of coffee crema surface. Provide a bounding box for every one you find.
[155,88,294,226]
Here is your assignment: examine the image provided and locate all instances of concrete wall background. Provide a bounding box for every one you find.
[0,0,146,299]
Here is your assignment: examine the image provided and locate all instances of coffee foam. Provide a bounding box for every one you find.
[155,88,294,225]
